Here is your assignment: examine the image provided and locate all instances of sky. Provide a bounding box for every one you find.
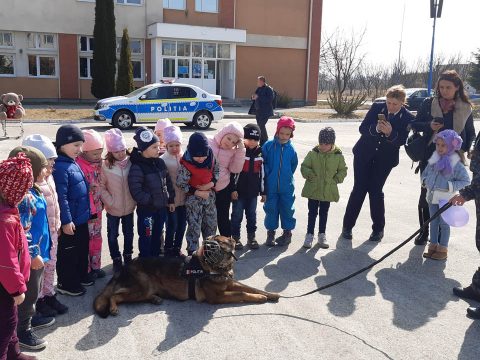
[322,0,480,67]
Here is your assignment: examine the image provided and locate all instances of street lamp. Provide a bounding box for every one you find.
[427,0,444,95]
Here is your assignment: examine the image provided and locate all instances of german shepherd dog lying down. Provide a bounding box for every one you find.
[94,236,280,318]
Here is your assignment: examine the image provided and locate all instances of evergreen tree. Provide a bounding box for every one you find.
[91,0,116,98]
[116,28,134,96]
[469,50,480,91]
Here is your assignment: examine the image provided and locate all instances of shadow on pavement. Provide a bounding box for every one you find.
[314,237,378,317]
[458,321,480,360]
[375,246,461,330]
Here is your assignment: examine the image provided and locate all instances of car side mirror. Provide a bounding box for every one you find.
[139,95,147,100]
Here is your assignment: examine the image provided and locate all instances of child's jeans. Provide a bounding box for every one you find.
[165,206,187,256]
[136,207,167,258]
[231,196,258,237]
[307,199,331,234]
[429,203,450,247]
[107,213,134,260]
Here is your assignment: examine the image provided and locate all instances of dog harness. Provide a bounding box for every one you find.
[182,255,209,300]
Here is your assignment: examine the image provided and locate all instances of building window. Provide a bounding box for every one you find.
[162,41,176,56]
[176,41,190,57]
[203,60,215,79]
[28,55,56,77]
[80,36,94,52]
[195,0,218,13]
[27,33,56,49]
[218,44,230,59]
[192,42,202,57]
[0,54,15,75]
[192,59,202,79]
[203,43,216,58]
[117,0,142,5]
[163,58,175,77]
[163,0,185,10]
[132,60,142,80]
[116,38,142,54]
[79,57,94,78]
[0,32,14,48]
[177,59,190,79]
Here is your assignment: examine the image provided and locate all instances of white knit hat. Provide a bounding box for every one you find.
[22,134,58,159]
[164,125,183,145]
[155,118,172,132]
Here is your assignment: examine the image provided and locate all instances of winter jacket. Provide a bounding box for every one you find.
[460,132,480,201]
[231,146,265,198]
[209,123,246,192]
[101,158,136,217]
[18,187,51,261]
[254,85,274,118]
[37,176,61,234]
[77,156,103,216]
[128,147,175,211]
[262,136,298,194]
[53,154,90,226]
[353,102,413,169]
[421,152,470,204]
[161,152,186,207]
[0,204,31,297]
[301,145,348,202]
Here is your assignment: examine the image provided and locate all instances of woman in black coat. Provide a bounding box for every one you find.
[341,85,414,242]
[411,70,475,245]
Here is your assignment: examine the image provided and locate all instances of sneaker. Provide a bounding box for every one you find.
[317,233,330,249]
[467,306,480,319]
[44,294,69,315]
[233,235,244,250]
[93,269,106,279]
[113,257,123,273]
[36,297,57,317]
[31,314,55,330]
[303,233,314,249]
[265,230,276,247]
[80,272,96,286]
[56,284,86,297]
[18,329,47,350]
[369,231,384,242]
[276,230,292,246]
[247,233,259,250]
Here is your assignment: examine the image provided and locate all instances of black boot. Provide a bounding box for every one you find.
[44,294,68,315]
[113,257,123,273]
[124,254,132,266]
[369,230,384,242]
[36,297,57,317]
[415,207,429,245]
[341,228,353,240]
[467,306,480,319]
[453,268,480,302]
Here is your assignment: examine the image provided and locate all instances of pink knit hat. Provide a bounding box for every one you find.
[276,116,296,138]
[82,129,104,152]
[155,118,172,132]
[164,125,183,145]
[104,128,127,153]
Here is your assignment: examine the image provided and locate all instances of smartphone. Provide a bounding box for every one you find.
[433,117,444,125]
[377,114,386,122]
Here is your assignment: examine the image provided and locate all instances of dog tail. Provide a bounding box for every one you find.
[93,277,116,318]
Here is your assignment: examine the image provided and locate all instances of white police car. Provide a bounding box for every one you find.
[94,81,224,130]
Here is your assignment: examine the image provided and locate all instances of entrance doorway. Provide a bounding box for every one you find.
[217,60,235,99]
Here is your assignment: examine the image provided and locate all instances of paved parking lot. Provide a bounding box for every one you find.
[2,118,480,359]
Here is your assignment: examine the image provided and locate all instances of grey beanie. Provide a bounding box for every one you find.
[319,127,336,145]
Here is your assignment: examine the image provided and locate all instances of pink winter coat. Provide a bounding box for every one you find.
[161,152,186,207]
[208,122,246,192]
[77,156,103,216]
[0,204,31,296]
[100,158,136,217]
[37,176,61,234]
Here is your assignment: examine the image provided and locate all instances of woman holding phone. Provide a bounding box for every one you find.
[411,70,475,245]
[341,85,414,242]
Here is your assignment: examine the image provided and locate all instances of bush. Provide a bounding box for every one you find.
[276,92,292,108]
[116,28,134,96]
[327,90,367,116]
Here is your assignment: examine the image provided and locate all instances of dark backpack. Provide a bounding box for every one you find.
[269,86,278,109]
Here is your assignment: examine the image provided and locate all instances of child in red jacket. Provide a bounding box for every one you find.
[0,153,36,360]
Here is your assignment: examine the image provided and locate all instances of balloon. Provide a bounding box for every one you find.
[438,199,469,227]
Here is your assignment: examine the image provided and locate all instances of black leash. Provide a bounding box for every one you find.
[280,202,452,299]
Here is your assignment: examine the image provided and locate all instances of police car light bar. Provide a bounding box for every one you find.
[160,79,176,84]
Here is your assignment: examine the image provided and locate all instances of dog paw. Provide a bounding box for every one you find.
[267,293,280,302]
[151,295,163,305]
[110,307,119,316]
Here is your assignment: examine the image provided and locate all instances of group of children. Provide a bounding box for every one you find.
[1,109,478,358]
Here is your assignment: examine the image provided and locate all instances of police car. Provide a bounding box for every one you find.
[94,81,224,130]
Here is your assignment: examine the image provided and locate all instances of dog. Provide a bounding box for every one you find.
[94,236,280,318]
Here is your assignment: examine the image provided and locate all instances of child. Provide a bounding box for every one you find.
[100,129,136,272]
[10,147,52,350]
[128,126,175,258]
[230,124,265,250]
[208,121,246,239]
[0,154,35,360]
[22,134,68,317]
[301,127,347,249]
[53,124,91,296]
[155,118,172,155]
[77,129,105,279]
[177,132,219,255]
[421,129,470,260]
[263,116,298,246]
[161,125,187,257]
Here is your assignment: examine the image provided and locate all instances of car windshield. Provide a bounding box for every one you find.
[405,89,417,96]
[125,86,153,98]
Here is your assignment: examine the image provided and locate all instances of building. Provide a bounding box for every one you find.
[0,0,322,104]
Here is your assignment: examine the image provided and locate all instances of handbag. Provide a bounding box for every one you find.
[405,131,428,162]
[248,100,256,115]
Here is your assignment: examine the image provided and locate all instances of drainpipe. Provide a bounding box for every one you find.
[305,0,313,105]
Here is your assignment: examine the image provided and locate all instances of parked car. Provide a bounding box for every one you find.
[94,81,224,130]
[374,88,429,111]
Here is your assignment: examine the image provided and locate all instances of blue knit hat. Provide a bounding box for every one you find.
[188,132,210,157]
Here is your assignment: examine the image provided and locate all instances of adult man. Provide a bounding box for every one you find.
[252,76,274,145]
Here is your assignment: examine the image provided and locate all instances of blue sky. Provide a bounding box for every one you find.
[322,0,480,66]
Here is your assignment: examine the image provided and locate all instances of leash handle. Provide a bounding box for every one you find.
[280,202,452,299]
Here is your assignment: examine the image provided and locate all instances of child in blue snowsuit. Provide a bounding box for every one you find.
[263,116,298,246]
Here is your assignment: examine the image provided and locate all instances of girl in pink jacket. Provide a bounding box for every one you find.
[208,121,246,243]
[100,129,136,273]
[0,154,34,360]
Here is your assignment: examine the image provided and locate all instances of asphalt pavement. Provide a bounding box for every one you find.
[2,119,480,360]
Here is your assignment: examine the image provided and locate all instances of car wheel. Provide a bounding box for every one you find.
[113,110,134,130]
[193,111,212,129]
